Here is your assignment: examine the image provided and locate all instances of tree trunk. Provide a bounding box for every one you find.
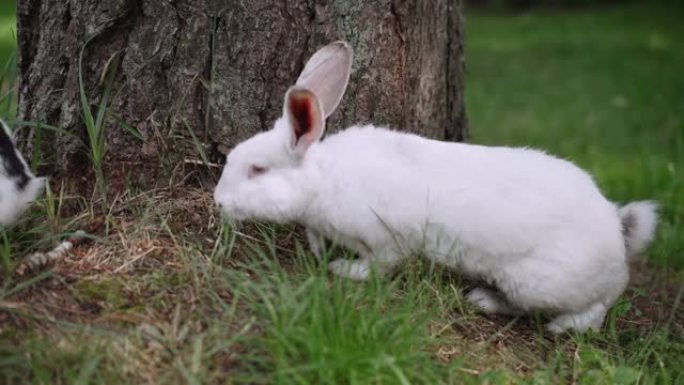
[17,0,467,194]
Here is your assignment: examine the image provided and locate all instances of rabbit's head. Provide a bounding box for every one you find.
[214,41,353,222]
[0,176,46,226]
[0,120,46,226]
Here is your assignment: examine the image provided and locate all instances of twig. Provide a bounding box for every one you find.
[183,158,222,168]
[15,231,88,276]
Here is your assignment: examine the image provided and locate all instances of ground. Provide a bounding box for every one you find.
[1,1,683,384]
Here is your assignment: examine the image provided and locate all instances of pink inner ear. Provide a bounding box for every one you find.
[288,93,315,142]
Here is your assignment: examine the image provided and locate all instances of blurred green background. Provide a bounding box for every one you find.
[0,0,681,268]
[466,0,684,269]
[0,0,15,63]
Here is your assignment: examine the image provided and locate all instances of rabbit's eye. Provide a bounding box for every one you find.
[248,165,268,179]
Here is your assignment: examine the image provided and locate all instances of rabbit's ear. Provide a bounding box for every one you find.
[295,41,353,118]
[285,87,325,156]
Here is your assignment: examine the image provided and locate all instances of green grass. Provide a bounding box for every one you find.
[1,205,681,384]
[0,1,683,384]
[78,39,120,205]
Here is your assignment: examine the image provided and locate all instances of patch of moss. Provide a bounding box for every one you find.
[73,278,129,309]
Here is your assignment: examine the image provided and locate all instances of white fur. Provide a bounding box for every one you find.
[0,120,45,226]
[619,201,658,259]
[0,176,44,226]
[214,42,658,333]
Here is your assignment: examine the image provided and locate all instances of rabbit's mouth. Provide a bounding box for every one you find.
[216,201,248,223]
[216,211,244,230]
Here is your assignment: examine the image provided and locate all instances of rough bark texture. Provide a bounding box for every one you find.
[17,0,467,192]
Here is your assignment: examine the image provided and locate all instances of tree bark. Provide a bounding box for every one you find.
[17,0,467,193]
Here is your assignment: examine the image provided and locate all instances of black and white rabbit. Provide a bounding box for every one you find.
[0,119,44,226]
[214,42,658,333]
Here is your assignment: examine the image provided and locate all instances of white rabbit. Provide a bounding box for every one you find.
[0,119,45,226]
[214,41,658,333]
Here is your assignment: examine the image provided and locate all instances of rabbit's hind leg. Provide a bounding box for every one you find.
[545,302,607,334]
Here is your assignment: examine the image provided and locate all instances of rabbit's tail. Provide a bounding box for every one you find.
[619,201,658,260]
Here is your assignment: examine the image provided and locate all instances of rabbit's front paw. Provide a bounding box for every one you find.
[328,259,371,281]
[466,287,521,315]
[306,228,325,260]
